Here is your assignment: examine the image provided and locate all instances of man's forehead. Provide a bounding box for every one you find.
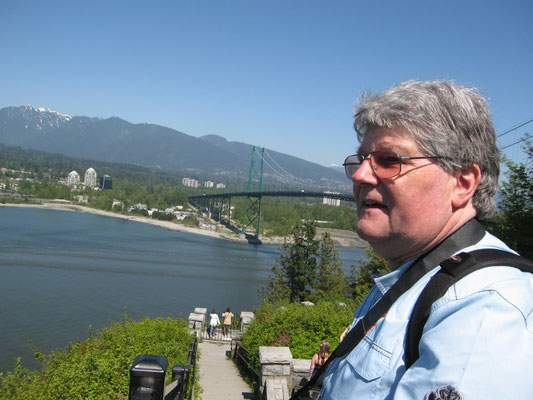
[358,132,418,154]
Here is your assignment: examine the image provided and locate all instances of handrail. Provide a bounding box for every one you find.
[232,342,260,394]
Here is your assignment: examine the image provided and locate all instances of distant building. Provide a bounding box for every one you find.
[84,168,97,188]
[323,191,341,206]
[67,171,80,186]
[216,183,226,189]
[99,175,113,190]
[182,177,199,188]
[204,180,214,188]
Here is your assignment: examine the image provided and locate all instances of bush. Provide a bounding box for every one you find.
[0,316,192,400]
[241,300,354,360]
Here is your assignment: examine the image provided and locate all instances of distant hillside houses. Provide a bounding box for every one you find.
[64,168,112,190]
[126,203,196,221]
[182,177,225,189]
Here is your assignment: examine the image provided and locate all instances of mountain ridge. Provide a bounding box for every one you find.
[0,105,349,191]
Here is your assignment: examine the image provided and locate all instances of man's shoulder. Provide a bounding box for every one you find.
[437,238,533,322]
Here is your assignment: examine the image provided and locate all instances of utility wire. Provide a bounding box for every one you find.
[501,136,531,150]
[497,118,533,138]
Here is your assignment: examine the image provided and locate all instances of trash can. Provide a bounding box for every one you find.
[129,354,168,400]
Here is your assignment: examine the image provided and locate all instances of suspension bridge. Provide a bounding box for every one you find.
[189,146,354,241]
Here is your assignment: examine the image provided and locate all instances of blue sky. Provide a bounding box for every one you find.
[1,0,532,168]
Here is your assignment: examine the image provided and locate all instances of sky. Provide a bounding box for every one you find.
[1,0,532,168]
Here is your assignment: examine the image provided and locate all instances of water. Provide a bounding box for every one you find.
[0,206,364,374]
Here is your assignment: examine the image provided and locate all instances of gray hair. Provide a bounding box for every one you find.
[353,80,500,218]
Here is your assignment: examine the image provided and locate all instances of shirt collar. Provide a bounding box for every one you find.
[373,259,415,295]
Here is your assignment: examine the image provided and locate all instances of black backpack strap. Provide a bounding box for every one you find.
[405,249,533,369]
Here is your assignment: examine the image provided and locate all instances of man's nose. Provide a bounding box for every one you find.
[352,158,378,184]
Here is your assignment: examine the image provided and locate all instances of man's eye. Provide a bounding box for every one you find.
[380,156,400,165]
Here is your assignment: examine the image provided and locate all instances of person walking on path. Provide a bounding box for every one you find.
[208,309,220,338]
[221,307,234,336]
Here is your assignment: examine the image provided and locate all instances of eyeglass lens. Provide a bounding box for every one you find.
[344,151,401,179]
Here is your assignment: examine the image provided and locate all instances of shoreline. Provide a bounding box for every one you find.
[0,201,367,249]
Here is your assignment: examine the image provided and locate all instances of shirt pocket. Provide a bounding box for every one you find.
[345,335,392,381]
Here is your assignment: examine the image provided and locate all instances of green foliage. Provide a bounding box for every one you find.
[180,215,200,227]
[485,137,533,259]
[348,248,390,306]
[152,210,176,221]
[261,222,349,303]
[314,232,347,301]
[0,316,192,400]
[241,301,355,360]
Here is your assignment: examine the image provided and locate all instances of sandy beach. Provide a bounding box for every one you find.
[0,200,367,248]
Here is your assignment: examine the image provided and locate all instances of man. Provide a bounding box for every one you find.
[320,80,533,399]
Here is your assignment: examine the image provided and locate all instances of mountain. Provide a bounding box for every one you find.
[0,105,349,191]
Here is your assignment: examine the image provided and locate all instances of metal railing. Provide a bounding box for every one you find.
[129,334,199,400]
[200,321,240,341]
[232,342,260,397]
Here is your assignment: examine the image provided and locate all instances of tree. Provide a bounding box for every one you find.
[315,231,347,299]
[486,136,533,259]
[260,221,319,302]
[260,221,349,303]
[348,248,390,306]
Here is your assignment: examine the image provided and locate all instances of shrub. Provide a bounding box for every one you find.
[240,300,354,360]
[0,316,192,400]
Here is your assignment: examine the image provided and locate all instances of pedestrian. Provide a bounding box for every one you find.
[318,80,533,399]
[221,307,234,336]
[308,341,330,385]
[208,309,220,338]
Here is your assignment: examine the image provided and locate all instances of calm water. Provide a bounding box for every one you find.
[0,207,364,374]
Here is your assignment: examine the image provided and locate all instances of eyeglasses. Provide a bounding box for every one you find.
[343,150,445,179]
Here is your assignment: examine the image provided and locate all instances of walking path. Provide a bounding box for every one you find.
[198,341,253,400]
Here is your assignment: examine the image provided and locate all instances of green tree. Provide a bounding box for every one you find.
[348,248,390,306]
[260,221,349,302]
[261,221,320,302]
[314,231,347,300]
[486,137,533,259]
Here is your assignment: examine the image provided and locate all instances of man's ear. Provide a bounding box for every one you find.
[452,163,481,209]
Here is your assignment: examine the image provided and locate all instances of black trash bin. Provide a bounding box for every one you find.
[129,354,168,400]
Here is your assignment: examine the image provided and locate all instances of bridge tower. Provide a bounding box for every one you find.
[241,146,264,239]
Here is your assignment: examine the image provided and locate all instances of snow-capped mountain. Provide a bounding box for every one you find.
[0,105,349,190]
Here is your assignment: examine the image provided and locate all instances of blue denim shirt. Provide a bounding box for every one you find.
[320,232,533,399]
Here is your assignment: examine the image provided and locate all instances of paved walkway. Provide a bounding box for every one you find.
[198,341,254,400]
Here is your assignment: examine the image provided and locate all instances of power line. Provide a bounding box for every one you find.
[501,136,531,150]
[497,117,533,138]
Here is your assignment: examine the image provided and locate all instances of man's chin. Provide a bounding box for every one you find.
[356,222,389,243]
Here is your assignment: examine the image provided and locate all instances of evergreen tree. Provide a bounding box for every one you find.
[486,136,533,258]
[260,222,349,303]
[348,248,390,306]
[260,221,319,302]
[315,231,347,299]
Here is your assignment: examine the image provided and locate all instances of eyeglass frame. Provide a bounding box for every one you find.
[342,150,447,179]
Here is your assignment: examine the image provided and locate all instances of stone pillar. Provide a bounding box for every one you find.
[291,359,311,391]
[230,331,242,358]
[194,307,207,316]
[188,312,205,336]
[240,311,256,332]
[259,347,292,397]
[264,378,289,400]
